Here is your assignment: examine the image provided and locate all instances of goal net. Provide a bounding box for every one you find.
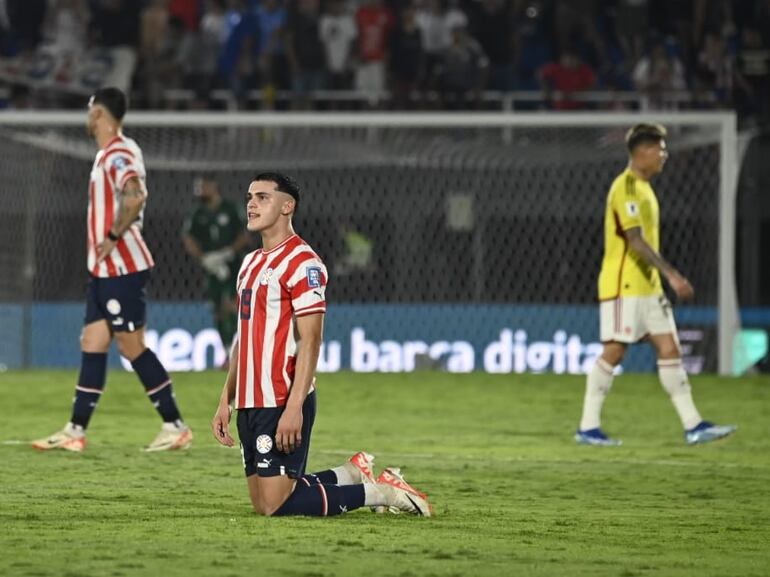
[0,112,738,374]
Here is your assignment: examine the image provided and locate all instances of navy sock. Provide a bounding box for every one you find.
[70,352,107,429]
[300,470,338,486]
[131,348,182,423]
[273,483,365,517]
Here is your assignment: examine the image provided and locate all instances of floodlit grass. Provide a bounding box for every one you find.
[0,370,768,577]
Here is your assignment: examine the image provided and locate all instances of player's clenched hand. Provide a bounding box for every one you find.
[275,407,303,454]
[668,272,694,301]
[96,238,117,262]
[211,403,234,447]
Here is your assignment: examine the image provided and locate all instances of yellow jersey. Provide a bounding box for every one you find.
[598,168,662,300]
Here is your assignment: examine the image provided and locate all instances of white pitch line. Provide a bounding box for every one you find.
[314,449,769,471]
[1,440,25,445]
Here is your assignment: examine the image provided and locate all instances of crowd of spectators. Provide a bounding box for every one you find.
[0,0,769,123]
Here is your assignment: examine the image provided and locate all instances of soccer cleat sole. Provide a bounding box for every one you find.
[574,433,623,446]
[144,429,193,452]
[32,438,86,453]
[686,425,737,446]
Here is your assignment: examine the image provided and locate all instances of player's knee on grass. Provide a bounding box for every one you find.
[248,475,294,516]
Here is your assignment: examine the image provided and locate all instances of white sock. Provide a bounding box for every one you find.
[363,484,388,507]
[658,359,702,430]
[66,422,85,438]
[331,463,357,485]
[579,358,615,431]
[162,420,186,432]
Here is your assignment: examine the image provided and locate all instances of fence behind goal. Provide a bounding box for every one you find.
[0,112,738,375]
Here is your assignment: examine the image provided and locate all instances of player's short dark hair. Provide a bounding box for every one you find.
[91,87,127,121]
[625,123,667,152]
[254,172,300,211]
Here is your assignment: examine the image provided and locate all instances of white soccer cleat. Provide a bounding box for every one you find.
[346,451,376,484]
[144,422,193,452]
[376,467,433,517]
[372,467,402,514]
[32,423,86,453]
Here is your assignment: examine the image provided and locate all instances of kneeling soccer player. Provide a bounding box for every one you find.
[211,172,432,516]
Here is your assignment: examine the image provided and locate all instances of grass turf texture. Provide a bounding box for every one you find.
[0,370,768,577]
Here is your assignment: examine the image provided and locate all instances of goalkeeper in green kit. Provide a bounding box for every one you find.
[183,175,250,358]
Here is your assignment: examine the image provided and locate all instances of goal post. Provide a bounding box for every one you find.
[0,111,739,375]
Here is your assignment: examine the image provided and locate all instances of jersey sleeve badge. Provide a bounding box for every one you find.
[306,266,322,288]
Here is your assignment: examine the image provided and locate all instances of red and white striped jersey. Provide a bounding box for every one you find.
[87,135,155,277]
[235,234,328,409]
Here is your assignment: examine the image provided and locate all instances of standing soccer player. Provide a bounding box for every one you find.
[211,173,432,516]
[182,175,250,355]
[32,87,192,453]
[575,123,736,446]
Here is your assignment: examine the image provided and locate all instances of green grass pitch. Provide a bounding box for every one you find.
[1,370,769,577]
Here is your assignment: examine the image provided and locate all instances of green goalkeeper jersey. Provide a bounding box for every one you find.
[183,198,245,253]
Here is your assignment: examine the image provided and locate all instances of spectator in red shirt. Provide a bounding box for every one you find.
[538,48,596,110]
[354,0,393,107]
[169,0,199,32]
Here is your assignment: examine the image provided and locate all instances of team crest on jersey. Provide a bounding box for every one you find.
[625,201,639,217]
[307,267,322,288]
[256,435,273,454]
[106,299,122,315]
[217,213,230,226]
[111,156,128,170]
[260,267,274,286]
[240,288,252,319]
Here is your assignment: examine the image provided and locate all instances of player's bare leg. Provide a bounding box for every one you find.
[80,319,112,353]
[114,327,146,361]
[649,333,736,444]
[116,328,193,451]
[248,475,296,515]
[576,342,625,446]
[32,321,113,452]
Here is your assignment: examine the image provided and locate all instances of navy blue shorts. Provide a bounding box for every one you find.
[84,270,149,332]
[237,391,317,478]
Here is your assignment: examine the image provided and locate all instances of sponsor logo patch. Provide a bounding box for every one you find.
[307,266,322,288]
[256,434,273,454]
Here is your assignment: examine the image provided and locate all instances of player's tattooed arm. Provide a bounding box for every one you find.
[96,177,147,261]
[625,227,694,300]
[110,176,147,237]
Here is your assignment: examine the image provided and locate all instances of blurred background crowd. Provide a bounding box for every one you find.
[0,0,769,124]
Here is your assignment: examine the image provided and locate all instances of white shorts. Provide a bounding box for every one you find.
[355,61,385,95]
[600,295,678,343]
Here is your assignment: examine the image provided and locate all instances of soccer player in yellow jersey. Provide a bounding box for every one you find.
[575,123,737,446]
